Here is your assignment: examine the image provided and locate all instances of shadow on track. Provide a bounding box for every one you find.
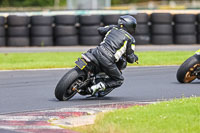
[48,96,136,103]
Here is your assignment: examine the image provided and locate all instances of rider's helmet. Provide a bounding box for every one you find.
[118,15,137,35]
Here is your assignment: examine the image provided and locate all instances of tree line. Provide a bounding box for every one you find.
[0,0,166,7]
[0,0,66,7]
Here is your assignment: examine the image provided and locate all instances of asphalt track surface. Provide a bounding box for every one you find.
[1,66,200,115]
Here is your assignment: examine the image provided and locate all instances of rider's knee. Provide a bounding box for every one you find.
[117,80,124,86]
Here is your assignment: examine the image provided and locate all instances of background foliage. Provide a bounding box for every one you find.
[0,0,160,7]
[0,0,66,7]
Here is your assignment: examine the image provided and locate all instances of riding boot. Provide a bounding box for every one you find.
[89,82,106,96]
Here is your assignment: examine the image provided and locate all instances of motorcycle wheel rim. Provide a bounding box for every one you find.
[184,64,200,83]
[63,77,84,100]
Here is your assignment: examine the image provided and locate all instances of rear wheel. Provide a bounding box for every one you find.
[55,67,86,101]
[177,55,200,83]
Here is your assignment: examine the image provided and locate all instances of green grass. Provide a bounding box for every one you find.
[136,51,194,66]
[0,52,81,70]
[73,97,200,133]
[0,51,195,70]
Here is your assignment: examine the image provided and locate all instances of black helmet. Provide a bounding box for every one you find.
[118,15,137,35]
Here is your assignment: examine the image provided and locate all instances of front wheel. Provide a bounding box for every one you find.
[55,67,86,101]
[177,55,200,83]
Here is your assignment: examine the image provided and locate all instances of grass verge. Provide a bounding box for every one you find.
[0,51,195,70]
[73,97,200,133]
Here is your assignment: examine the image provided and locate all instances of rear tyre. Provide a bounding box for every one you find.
[177,55,200,83]
[55,67,86,101]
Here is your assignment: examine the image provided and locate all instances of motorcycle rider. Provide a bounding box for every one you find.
[86,15,138,95]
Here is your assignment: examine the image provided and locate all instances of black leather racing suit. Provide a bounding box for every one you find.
[87,25,137,89]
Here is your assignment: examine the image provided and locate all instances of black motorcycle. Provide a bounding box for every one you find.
[54,52,127,101]
[177,50,200,83]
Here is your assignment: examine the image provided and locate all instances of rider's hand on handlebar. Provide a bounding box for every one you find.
[134,54,139,64]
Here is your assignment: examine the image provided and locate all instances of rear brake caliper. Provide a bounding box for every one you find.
[72,79,83,93]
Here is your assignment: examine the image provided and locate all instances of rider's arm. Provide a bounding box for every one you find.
[116,56,127,70]
[126,39,138,63]
[98,25,118,36]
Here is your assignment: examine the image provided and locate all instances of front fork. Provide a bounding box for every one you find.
[194,52,200,79]
[195,67,200,79]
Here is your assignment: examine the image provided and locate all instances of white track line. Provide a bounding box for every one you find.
[0,125,61,130]
[0,116,60,121]
[0,65,179,72]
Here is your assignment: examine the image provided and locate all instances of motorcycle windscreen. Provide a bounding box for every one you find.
[75,58,87,70]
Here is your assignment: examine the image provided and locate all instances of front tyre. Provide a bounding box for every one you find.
[55,67,86,101]
[177,55,200,83]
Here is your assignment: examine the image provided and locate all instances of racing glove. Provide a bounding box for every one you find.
[133,54,139,64]
[126,40,138,63]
